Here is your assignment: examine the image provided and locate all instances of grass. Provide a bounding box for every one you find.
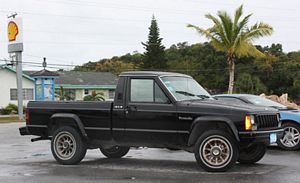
[0,116,25,123]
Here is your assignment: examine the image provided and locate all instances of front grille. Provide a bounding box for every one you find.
[255,114,279,129]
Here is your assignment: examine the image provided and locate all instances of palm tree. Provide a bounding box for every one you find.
[55,86,72,101]
[188,5,273,93]
[83,91,105,101]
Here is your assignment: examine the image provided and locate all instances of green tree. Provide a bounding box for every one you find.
[188,5,273,93]
[95,60,137,75]
[234,73,266,94]
[83,91,105,101]
[142,15,167,70]
[55,86,72,101]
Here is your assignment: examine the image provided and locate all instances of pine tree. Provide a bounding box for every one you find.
[142,15,167,70]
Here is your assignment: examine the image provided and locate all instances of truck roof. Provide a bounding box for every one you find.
[119,71,191,77]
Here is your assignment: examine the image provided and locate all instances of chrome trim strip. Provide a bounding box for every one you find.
[27,125,47,128]
[85,127,110,130]
[28,107,111,111]
[113,128,189,134]
[27,125,190,134]
[238,128,284,134]
[129,109,176,113]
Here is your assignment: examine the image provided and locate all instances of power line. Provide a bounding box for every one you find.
[37,0,300,14]
[24,54,75,63]
[0,59,76,67]
[1,59,299,73]
[0,10,188,25]
[0,5,299,24]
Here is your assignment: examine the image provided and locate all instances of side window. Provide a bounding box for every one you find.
[154,82,169,103]
[130,79,169,103]
[131,79,154,102]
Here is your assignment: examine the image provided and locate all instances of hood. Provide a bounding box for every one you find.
[178,99,278,114]
[280,110,300,122]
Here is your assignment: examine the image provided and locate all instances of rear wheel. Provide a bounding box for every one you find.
[238,143,266,164]
[51,126,87,165]
[277,122,300,151]
[100,146,130,158]
[194,130,238,172]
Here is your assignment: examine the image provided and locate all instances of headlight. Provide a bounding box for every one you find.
[245,115,256,130]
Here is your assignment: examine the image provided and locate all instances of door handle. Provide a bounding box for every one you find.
[125,105,137,114]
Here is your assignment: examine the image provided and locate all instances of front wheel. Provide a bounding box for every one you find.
[100,146,130,158]
[277,122,300,151]
[238,143,266,164]
[51,126,87,165]
[194,130,238,172]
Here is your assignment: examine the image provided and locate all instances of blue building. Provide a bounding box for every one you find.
[30,69,60,101]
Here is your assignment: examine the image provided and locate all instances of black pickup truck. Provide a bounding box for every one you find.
[20,71,284,172]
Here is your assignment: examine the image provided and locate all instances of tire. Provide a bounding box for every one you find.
[194,130,238,172]
[238,143,266,164]
[277,122,300,151]
[100,146,130,158]
[51,126,87,165]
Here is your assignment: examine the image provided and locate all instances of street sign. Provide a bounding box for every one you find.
[7,15,24,120]
[7,17,23,53]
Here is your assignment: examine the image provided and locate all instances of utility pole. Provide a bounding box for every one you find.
[16,52,23,120]
[7,13,24,120]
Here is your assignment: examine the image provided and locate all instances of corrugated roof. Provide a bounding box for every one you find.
[55,71,118,86]
[23,70,118,86]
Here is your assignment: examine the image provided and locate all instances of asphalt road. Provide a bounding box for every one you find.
[0,122,300,183]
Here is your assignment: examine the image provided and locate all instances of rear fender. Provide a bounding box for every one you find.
[50,113,88,139]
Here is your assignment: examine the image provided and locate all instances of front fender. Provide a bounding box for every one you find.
[280,111,300,124]
[50,113,88,139]
[188,116,239,146]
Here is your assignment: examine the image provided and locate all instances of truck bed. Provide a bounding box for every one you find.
[26,101,113,139]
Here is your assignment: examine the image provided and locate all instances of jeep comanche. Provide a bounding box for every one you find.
[19,71,284,172]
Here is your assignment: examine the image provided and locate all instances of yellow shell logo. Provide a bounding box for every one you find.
[8,21,19,42]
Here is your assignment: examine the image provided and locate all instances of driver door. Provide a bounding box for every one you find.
[123,77,179,145]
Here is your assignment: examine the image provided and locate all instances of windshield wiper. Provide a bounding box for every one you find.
[175,91,195,96]
[197,95,211,99]
[175,91,210,99]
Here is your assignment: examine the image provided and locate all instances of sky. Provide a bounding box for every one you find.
[0,0,300,70]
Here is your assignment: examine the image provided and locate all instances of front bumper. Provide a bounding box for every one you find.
[239,128,284,145]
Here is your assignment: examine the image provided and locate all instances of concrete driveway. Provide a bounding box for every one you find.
[0,122,299,183]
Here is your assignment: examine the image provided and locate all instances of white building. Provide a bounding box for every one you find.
[0,65,117,108]
[0,65,34,108]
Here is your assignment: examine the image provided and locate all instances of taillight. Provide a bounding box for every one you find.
[25,109,30,125]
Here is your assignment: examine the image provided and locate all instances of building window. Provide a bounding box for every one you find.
[10,88,34,100]
[84,89,89,95]
[108,90,115,99]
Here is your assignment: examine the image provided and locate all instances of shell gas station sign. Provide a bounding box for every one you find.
[7,17,23,53]
[7,17,23,44]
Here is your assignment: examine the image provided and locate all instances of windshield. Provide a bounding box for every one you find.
[161,76,211,101]
[244,95,287,109]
